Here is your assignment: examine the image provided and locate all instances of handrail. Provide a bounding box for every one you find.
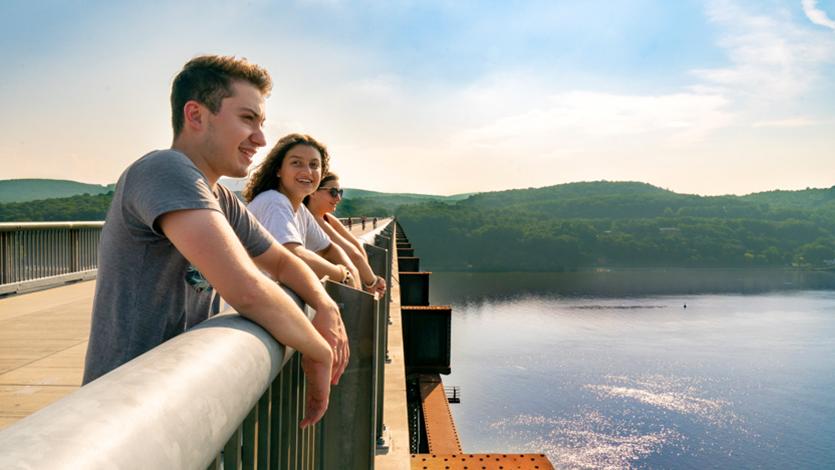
[1,222,103,293]
[0,222,105,232]
[0,218,397,470]
[0,289,304,469]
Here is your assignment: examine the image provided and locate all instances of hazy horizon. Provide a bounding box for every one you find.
[2,175,833,199]
[2,1,834,196]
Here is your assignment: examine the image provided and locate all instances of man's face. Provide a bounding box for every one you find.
[204,81,267,178]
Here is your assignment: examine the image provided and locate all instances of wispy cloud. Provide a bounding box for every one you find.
[694,0,835,100]
[751,117,818,128]
[802,0,835,30]
[452,86,733,151]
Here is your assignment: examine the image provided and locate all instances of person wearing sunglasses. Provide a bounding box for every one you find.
[305,172,387,297]
[244,134,361,292]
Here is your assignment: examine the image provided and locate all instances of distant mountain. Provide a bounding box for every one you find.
[0,179,114,204]
[741,187,835,211]
[396,181,835,271]
[218,177,470,202]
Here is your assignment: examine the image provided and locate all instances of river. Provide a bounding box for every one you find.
[428,269,835,469]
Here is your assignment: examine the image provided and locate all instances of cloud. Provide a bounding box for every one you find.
[694,0,835,100]
[802,0,835,30]
[451,87,734,152]
[751,117,818,128]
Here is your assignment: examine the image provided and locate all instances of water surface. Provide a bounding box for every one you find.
[429,270,835,469]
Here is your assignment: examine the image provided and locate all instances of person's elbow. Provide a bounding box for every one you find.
[221,275,267,314]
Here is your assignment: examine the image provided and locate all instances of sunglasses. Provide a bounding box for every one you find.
[317,187,344,198]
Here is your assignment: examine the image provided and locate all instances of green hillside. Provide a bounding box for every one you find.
[336,189,471,217]
[4,178,834,271]
[0,192,113,222]
[396,181,835,271]
[0,179,114,204]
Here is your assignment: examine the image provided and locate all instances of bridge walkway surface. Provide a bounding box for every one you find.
[0,223,376,431]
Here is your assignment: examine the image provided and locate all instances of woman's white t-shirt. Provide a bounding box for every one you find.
[247,190,330,252]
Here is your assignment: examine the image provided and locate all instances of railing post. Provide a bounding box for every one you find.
[70,227,80,273]
[318,281,376,469]
[0,231,7,285]
[365,244,389,445]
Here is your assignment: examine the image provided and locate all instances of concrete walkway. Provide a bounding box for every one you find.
[0,281,94,429]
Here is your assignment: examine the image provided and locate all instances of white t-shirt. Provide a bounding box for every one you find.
[248,190,331,253]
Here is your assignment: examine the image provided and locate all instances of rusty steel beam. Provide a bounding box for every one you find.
[410,453,554,469]
[417,374,461,454]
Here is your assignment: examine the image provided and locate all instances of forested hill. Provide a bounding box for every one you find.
[2,178,834,271]
[0,179,114,204]
[394,182,835,271]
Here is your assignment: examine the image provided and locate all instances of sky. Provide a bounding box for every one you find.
[1,0,834,196]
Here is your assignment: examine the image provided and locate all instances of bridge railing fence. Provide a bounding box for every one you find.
[0,222,103,295]
[0,218,396,470]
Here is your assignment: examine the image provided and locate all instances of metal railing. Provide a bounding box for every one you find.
[0,222,103,295]
[340,217,380,230]
[0,219,396,470]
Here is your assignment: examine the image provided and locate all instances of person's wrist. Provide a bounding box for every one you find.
[363,276,376,289]
[335,264,348,283]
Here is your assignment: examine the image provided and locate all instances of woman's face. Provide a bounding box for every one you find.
[308,179,342,215]
[276,144,322,204]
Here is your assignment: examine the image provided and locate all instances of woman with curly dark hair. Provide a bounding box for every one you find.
[244,133,360,288]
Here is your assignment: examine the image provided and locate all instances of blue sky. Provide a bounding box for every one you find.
[1,0,834,195]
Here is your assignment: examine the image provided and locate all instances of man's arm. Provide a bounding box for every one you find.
[252,242,350,383]
[158,208,333,426]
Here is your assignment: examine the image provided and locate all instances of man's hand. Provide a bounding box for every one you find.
[310,298,349,384]
[300,354,332,428]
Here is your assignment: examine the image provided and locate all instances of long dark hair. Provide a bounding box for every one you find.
[243,133,330,203]
[303,172,339,206]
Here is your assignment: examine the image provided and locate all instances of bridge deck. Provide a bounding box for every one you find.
[0,223,378,430]
[0,281,93,429]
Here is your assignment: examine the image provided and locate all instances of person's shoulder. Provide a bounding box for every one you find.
[298,204,320,224]
[127,149,200,179]
[298,204,315,217]
[250,190,289,205]
[248,190,293,213]
[216,182,241,201]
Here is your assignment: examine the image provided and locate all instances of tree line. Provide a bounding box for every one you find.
[3,181,834,270]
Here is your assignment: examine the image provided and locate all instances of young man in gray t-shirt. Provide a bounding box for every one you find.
[82,56,348,428]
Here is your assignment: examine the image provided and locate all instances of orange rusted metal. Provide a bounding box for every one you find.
[410,453,554,469]
[419,374,462,453]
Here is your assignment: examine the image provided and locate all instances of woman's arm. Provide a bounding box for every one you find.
[316,242,361,289]
[318,217,377,285]
[318,215,386,296]
[324,213,367,258]
[283,242,356,288]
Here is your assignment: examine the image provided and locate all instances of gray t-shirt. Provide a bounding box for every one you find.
[82,150,273,384]
[247,190,331,252]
